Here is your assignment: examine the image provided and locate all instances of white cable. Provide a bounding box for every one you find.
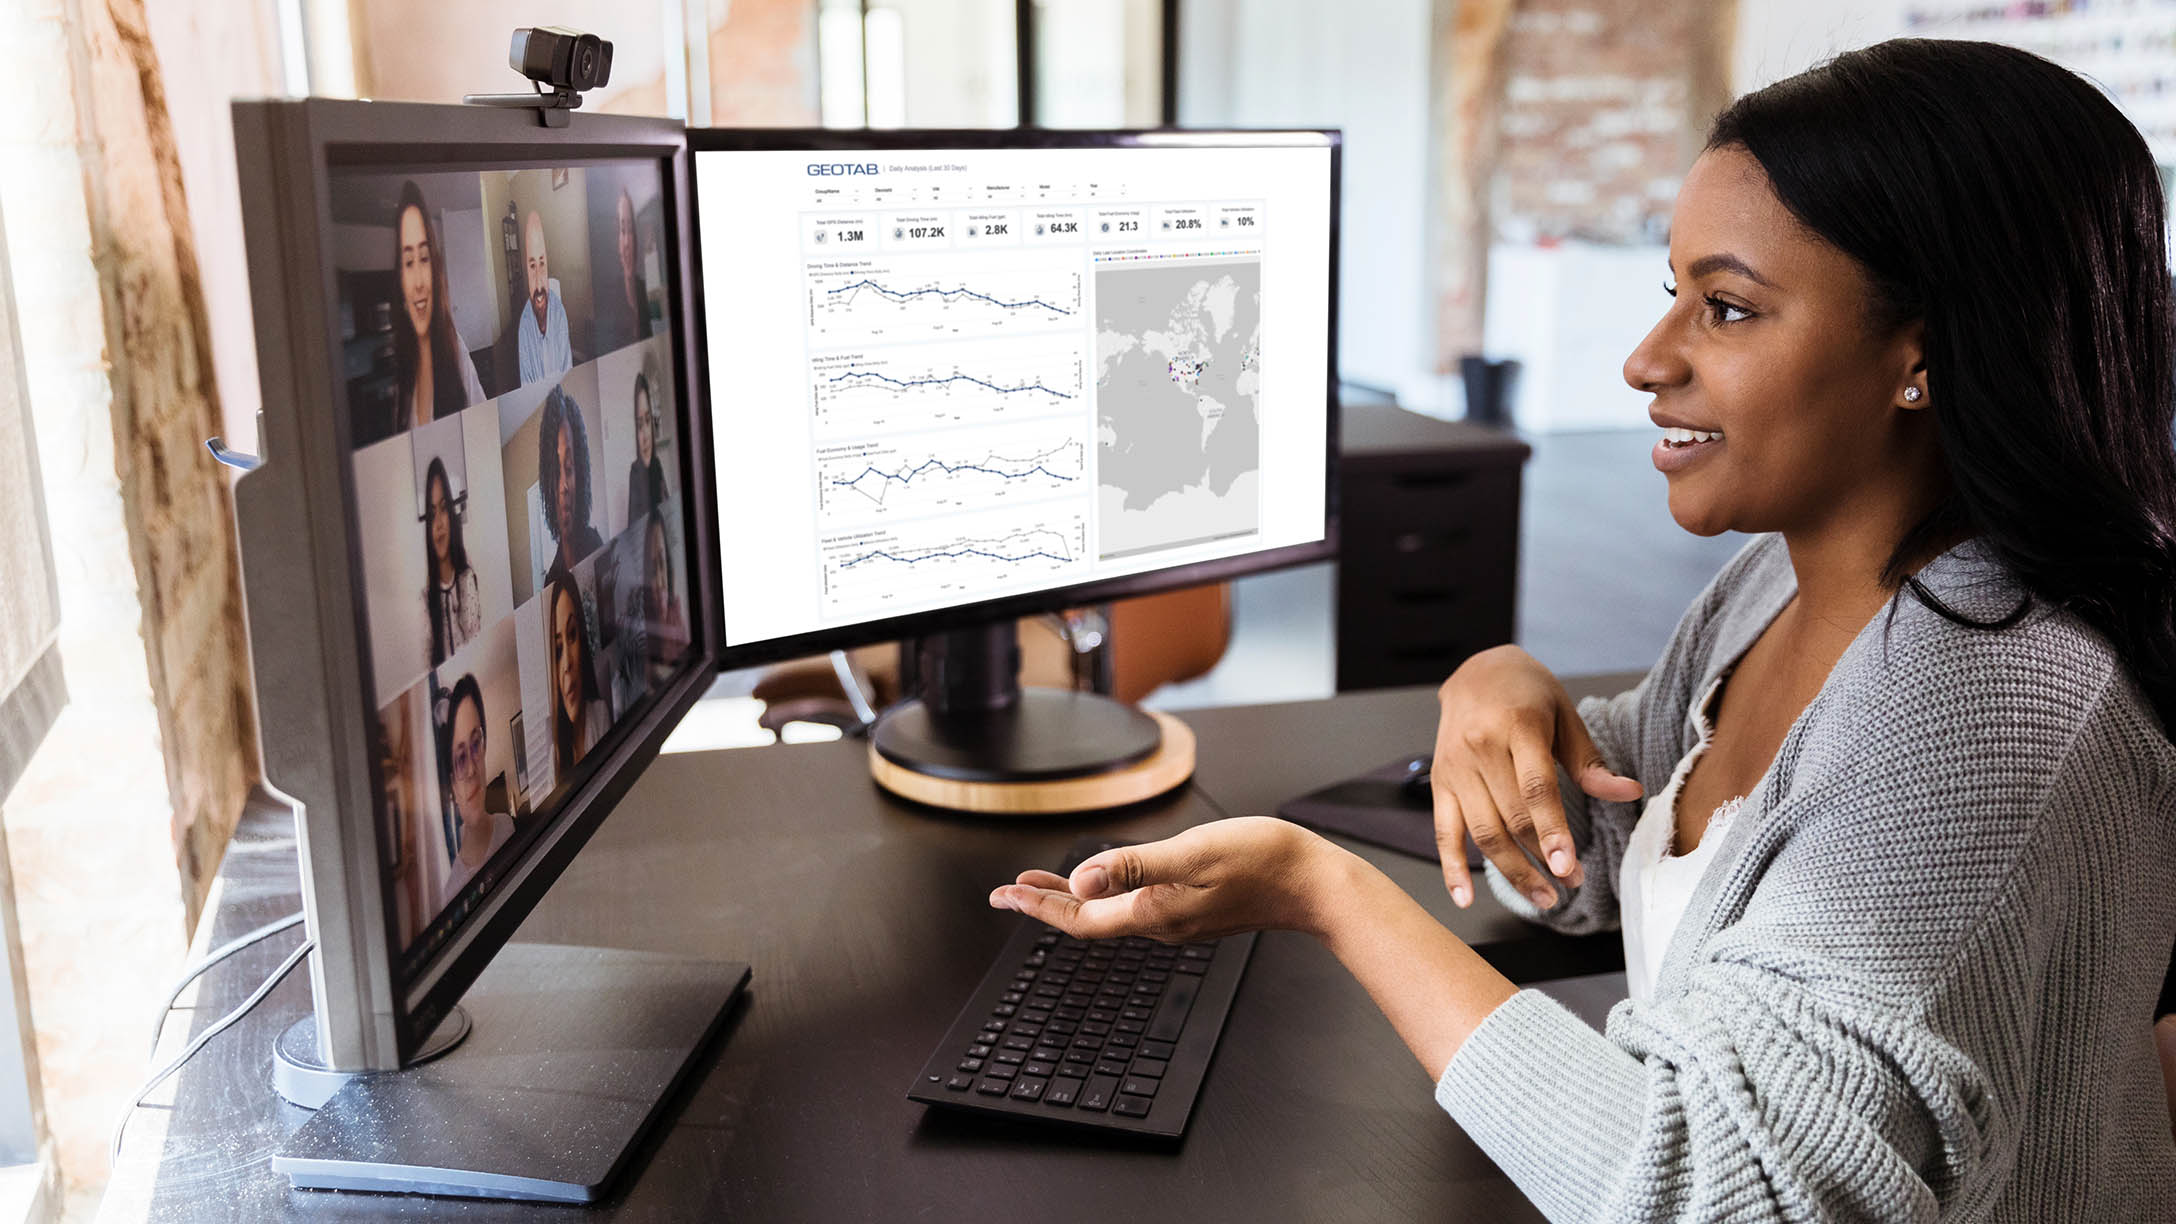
[149,911,304,1057]
[111,936,313,1170]
[830,649,878,727]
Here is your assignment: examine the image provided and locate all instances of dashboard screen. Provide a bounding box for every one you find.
[694,140,1333,646]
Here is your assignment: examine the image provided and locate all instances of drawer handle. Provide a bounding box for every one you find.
[1394,526,1472,553]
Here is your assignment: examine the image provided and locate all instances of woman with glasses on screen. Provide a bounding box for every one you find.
[625,357,667,527]
[990,40,2176,1217]
[421,458,481,666]
[392,180,484,431]
[547,571,610,780]
[437,674,512,904]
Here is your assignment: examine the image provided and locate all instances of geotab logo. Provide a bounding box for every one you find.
[807,163,880,176]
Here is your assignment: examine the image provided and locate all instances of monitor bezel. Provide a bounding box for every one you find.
[232,97,720,1068]
[684,127,1342,672]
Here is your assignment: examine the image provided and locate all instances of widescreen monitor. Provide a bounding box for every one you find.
[688,130,1340,670]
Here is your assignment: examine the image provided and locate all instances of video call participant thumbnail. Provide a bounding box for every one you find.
[421,456,482,666]
[393,179,486,430]
[518,208,574,384]
[590,168,659,355]
[545,568,611,777]
[436,671,515,903]
[539,383,607,579]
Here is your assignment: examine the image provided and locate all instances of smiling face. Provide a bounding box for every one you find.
[398,205,433,339]
[551,585,583,723]
[524,211,550,320]
[1622,146,1934,540]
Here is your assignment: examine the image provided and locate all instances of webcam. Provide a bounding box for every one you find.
[464,26,613,127]
[511,26,613,93]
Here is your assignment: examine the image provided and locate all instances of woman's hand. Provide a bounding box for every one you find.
[988,817,1342,942]
[1433,645,1643,911]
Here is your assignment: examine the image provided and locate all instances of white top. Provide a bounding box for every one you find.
[1617,669,1744,1002]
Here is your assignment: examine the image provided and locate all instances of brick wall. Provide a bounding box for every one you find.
[1434,0,1734,362]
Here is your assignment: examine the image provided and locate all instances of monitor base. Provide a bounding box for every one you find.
[870,703,1195,814]
[271,943,749,1204]
[271,1004,472,1109]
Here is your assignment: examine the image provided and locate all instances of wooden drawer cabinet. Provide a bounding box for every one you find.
[1336,405,1530,691]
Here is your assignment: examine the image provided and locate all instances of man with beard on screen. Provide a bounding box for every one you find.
[516,209,573,384]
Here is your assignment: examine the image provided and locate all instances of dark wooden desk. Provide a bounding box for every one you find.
[104,678,1636,1222]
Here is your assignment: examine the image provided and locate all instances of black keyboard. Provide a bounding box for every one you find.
[908,839,1255,1139]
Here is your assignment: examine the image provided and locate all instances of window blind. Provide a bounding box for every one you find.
[0,196,65,801]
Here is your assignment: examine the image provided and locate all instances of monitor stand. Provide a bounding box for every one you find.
[867,622,1195,814]
[270,943,749,1203]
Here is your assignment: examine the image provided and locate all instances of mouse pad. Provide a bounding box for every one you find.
[1277,755,1483,867]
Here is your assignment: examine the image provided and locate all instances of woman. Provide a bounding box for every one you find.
[436,674,512,903]
[547,571,610,778]
[539,384,606,579]
[624,358,667,527]
[989,41,2176,1218]
[391,180,484,430]
[639,511,687,684]
[420,457,481,666]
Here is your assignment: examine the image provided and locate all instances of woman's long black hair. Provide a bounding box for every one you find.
[1710,39,2176,738]
[546,571,600,776]
[390,180,466,426]
[422,456,470,666]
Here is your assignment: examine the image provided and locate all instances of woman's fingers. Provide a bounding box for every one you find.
[1457,763,1559,911]
[992,882,1148,941]
[1013,869,1070,891]
[1509,736,1583,888]
[1431,785,1473,907]
[1554,702,1643,804]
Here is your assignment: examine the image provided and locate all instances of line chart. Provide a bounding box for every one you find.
[819,508,1086,618]
[806,261,1082,345]
[810,342,1084,436]
[816,428,1086,526]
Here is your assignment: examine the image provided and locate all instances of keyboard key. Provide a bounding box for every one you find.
[1054,1006,1085,1022]
[968,1044,993,1058]
[1113,1094,1153,1118]
[1114,1020,1145,1035]
[1044,1021,1077,1038]
[1175,961,1206,976]
[975,1078,1010,1096]
[1024,1060,1057,1078]
[1046,1077,1083,1107]
[995,1050,1024,1066]
[957,1058,984,1073]
[1121,1007,1152,1023]
[1147,974,1198,1042]
[1078,1075,1120,1112]
[993,1003,1018,1016]
[1094,1059,1129,1078]
[1063,1048,1096,1065]
[1019,1008,1051,1024]
[1120,1076,1160,1098]
[1003,1035,1035,1051]
[1105,1033,1138,1050]
[1139,1040,1175,1061]
[1081,1021,1111,1037]
[987,1064,1017,1081]
[1003,992,1025,1005]
[946,1075,974,1091]
[1011,1077,1048,1102]
[1130,1058,1167,1079]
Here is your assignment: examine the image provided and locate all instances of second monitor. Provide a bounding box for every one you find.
[691,130,1340,797]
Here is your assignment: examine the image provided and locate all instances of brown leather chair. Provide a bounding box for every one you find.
[750,582,1232,737]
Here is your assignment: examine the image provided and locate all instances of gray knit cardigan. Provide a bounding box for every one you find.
[1437,533,2176,1221]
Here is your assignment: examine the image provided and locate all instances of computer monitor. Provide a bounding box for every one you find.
[230,98,744,1200]
[688,129,1340,796]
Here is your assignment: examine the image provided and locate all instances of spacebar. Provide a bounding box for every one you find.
[1145,973,1199,1042]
